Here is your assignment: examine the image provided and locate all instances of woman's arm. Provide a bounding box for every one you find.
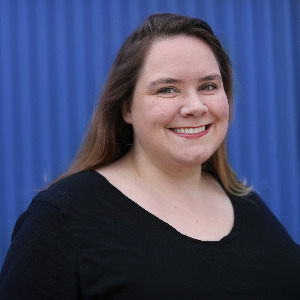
[0,201,81,299]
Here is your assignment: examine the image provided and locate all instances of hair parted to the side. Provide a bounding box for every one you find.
[52,13,251,196]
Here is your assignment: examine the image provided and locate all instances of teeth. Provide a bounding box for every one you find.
[173,126,207,134]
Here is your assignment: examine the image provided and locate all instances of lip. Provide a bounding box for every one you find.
[169,124,212,139]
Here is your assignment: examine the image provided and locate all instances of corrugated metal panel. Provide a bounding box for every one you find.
[0,0,299,267]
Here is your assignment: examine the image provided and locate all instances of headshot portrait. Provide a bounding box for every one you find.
[0,1,299,299]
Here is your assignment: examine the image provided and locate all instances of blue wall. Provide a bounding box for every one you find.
[0,0,299,268]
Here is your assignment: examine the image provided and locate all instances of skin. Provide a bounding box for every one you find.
[98,35,234,241]
[123,35,229,173]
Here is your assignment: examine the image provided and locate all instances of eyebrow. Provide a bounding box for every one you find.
[199,73,222,82]
[147,73,222,89]
[147,77,183,88]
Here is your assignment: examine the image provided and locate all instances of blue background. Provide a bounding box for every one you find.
[0,0,299,268]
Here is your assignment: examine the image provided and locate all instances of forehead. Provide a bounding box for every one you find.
[140,35,220,77]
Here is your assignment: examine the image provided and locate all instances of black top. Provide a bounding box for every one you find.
[0,170,300,299]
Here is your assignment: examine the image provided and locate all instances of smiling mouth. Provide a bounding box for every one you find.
[170,124,210,134]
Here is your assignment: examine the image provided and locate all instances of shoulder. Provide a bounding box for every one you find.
[237,190,265,208]
[234,190,296,242]
[32,170,108,212]
[233,190,277,220]
[12,171,103,241]
[0,178,86,299]
[11,170,119,246]
[236,190,276,217]
[9,170,114,257]
[27,170,124,231]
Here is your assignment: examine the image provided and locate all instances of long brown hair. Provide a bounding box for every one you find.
[53,13,251,196]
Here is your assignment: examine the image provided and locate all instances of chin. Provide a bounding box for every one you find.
[170,153,212,169]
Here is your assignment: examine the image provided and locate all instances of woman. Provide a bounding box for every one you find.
[1,13,300,299]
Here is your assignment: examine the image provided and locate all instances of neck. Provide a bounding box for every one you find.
[124,147,205,195]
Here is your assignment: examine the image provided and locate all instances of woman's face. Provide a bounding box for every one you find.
[123,35,229,171]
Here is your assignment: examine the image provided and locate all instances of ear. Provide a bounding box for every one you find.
[121,100,132,124]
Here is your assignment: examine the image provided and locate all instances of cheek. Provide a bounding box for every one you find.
[208,95,230,121]
[133,97,178,125]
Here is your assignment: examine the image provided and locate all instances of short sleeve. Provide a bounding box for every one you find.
[0,201,81,299]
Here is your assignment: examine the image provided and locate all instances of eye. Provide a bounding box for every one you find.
[157,87,177,94]
[200,83,217,91]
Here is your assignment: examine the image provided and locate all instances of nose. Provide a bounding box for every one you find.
[179,92,208,118]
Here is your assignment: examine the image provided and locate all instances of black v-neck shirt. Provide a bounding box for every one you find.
[1,170,300,299]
